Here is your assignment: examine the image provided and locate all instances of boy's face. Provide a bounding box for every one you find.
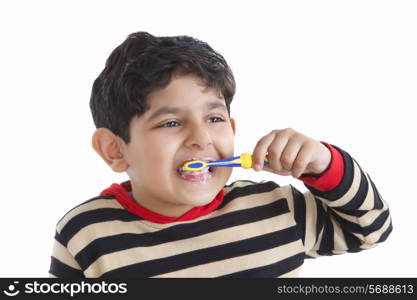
[121,75,236,217]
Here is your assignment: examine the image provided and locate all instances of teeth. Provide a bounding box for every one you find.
[179,168,210,174]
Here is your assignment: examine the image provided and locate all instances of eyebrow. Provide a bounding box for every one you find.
[147,101,228,121]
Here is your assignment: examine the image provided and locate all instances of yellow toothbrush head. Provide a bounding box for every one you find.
[182,160,208,172]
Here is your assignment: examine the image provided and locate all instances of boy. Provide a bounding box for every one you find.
[49,31,392,278]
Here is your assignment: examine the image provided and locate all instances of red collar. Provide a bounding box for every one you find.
[100,181,224,224]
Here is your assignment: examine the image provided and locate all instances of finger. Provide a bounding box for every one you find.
[261,164,275,173]
[280,137,303,172]
[266,133,289,172]
[252,131,278,171]
[291,143,314,178]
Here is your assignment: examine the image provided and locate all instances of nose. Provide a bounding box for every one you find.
[183,123,213,149]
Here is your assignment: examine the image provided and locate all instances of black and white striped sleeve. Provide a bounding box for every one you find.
[290,145,392,258]
[48,230,85,278]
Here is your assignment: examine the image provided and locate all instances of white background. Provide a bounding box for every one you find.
[0,0,416,277]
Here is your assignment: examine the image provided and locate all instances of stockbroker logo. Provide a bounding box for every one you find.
[3,281,20,297]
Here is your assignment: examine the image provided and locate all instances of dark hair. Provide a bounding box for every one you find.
[89,31,236,144]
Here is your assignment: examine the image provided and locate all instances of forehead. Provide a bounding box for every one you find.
[145,75,224,110]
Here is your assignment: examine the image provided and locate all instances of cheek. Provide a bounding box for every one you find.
[136,136,179,170]
[215,130,235,155]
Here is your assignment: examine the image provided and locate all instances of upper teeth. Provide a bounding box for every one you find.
[178,166,210,173]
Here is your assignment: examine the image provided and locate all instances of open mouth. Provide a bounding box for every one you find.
[176,159,216,182]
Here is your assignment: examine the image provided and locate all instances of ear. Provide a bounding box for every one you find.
[230,117,236,135]
[91,128,129,173]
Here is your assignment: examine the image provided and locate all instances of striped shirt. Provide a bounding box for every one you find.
[49,145,392,277]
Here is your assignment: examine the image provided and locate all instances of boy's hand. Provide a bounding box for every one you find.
[251,128,331,178]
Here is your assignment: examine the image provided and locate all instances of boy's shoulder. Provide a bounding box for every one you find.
[55,194,123,235]
[54,180,297,235]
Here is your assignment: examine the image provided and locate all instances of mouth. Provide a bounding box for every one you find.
[176,157,217,182]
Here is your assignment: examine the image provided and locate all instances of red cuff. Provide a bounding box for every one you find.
[298,142,344,191]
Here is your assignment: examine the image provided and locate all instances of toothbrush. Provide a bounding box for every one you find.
[182,153,269,172]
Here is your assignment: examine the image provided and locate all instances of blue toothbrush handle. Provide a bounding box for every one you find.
[208,154,269,168]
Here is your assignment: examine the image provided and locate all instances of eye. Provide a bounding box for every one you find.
[158,120,181,128]
[208,116,225,123]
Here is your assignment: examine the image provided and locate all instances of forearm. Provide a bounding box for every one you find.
[296,143,392,255]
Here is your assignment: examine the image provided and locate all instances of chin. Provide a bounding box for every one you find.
[184,191,218,207]
[171,166,230,206]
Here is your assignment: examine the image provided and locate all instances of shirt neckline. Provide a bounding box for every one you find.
[100,180,225,224]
